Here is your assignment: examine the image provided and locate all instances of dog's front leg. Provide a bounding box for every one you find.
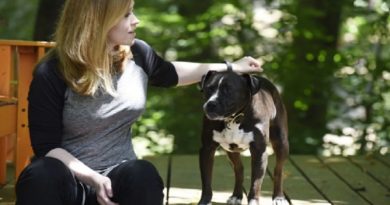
[198,142,218,205]
[226,152,244,205]
[248,141,267,205]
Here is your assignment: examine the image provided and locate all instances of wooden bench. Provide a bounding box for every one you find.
[0,40,54,185]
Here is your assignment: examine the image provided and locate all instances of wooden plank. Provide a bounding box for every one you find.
[37,47,46,60]
[348,155,390,190]
[0,105,17,137]
[0,40,54,48]
[169,154,274,205]
[319,156,389,205]
[0,138,6,185]
[374,154,390,167]
[0,104,17,185]
[267,155,331,204]
[0,45,12,97]
[290,155,370,205]
[15,46,36,179]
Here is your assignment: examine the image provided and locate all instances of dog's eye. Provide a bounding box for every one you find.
[205,85,216,91]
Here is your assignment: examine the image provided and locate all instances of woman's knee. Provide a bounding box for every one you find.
[109,160,164,204]
[15,157,79,205]
[132,160,160,175]
[111,160,164,188]
[16,157,74,190]
[134,160,162,182]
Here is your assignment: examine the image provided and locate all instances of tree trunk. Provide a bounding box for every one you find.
[33,0,64,41]
[280,0,345,153]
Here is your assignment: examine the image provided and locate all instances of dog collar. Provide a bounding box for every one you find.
[225,112,245,128]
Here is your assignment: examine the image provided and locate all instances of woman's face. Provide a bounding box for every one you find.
[107,8,139,49]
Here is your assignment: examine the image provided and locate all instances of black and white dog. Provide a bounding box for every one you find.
[198,69,289,205]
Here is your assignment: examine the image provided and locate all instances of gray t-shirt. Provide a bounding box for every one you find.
[62,61,147,170]
[28,39,178,170]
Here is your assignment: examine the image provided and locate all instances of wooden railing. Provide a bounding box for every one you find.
[0,40,55,184]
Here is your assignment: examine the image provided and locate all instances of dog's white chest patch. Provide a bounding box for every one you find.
[212,122,255,152]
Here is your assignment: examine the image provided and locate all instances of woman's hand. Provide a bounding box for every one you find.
[91,173,118,205]
[45,148,118,205]
[232,56,263,73]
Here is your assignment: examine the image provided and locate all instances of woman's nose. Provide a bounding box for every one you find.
[131,14,140,26]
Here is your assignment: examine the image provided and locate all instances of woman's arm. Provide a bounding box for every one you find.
[46,148,117,205]
[131,40,262,87]
[173,56,262,86]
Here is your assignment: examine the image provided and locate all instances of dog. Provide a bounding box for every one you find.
[198,69,289,205]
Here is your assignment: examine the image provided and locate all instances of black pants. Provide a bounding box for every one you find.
[15,157,164,205]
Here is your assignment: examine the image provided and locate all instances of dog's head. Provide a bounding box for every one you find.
[199,70,260,120]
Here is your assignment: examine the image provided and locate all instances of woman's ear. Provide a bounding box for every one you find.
[198,70,217,92]
[243,74,260,95]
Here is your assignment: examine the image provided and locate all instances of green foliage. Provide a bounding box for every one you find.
[133,86,204,155]
[0,0,39,40]
[323,1,390,155]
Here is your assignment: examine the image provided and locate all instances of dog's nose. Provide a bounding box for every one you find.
[204,101,217,112]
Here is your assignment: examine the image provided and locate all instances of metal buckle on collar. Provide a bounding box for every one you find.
[225,112,244,129]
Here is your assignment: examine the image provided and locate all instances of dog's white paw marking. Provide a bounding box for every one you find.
[272,196,289,205]
[227,196,242,205]
[198,203,212,205]
[248,199,259,205]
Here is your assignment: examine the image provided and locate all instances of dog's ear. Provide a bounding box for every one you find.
[243,74,260,95]
[198,70,217,92]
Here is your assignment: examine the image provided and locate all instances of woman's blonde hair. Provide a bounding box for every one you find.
[54,0,134,96]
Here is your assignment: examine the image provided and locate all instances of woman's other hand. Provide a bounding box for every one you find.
[91,173,118,205]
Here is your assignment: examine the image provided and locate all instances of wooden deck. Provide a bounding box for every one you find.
[0,154,389,205]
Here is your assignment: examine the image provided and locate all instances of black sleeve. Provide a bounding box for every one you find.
[131,39,178,87]
[28,55,66,157]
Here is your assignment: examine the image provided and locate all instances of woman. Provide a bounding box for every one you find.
[15,0,262,204]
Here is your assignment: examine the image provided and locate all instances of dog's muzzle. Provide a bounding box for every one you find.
[203,101,225,120]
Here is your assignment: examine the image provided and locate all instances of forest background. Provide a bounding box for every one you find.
[0,0,389,156]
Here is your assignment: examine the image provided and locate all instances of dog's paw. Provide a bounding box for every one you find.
[227,196,242,205]
[198,196,212,205]
[272,196,289,205]
[198,200,212,205]
[248,199,259,205]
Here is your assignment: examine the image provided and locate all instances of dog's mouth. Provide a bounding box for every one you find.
[204,112,225,121]
[203,102,237,121]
